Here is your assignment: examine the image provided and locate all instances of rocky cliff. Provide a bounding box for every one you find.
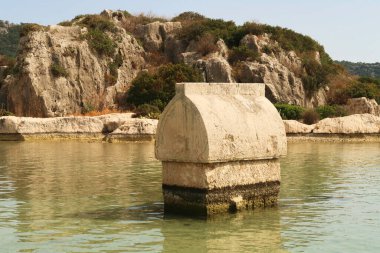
[0,11,341,117]
[1,12,145,117]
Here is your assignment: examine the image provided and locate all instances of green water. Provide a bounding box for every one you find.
[0,141,379,252]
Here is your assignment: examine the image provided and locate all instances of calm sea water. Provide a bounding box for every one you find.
[0,141,379,252]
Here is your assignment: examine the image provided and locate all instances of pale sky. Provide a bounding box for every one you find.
[1,0,379,63]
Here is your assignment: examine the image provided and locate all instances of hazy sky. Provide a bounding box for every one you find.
[1,0,379,63]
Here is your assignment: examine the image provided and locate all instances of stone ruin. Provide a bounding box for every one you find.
[155,83,287,216]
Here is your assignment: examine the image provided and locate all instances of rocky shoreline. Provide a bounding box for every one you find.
[0,113,157,142]
[284,113,380,142]
[0,113,379,142]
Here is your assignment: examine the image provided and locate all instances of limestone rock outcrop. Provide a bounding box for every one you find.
[3,22,145,117]
[2,12,337,117]
[135,21,182,52]
[0,113,132,134]
[283,120,315,134]
[313,114,380,134]
[345,97,380,116]
[236,34,327,107]
[283,114,380,135]
[0,113,158,141]
[196,56,234,83]
[107,118,158,141]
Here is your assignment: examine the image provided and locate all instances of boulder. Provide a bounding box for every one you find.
[283,120,315,134]
[196,56,234,83]
[313,114,380,134]
[135,21,182,52]
[345,97,380,116]
[110,118,157,135]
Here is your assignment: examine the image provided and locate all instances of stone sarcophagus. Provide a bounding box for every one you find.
[155,83,287,216]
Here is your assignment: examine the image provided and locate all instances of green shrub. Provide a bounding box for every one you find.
[357,76,380,86]
[127,63,203,111]
[274,103,305,120]
[228,45,260,64]
[346,82,379,101]
[177,17,238,46]
[316,105,346,119]
[0,104,13,116]
[51,63,68,77]
[82,103,95,114]
[194,33,218,56]
[301,52,338,94]
[106,53,123,85]
[58,21,72,27]
[79,15,116,32]
[0,24,21,57]
[132,104,161,119]
[302,109,319,124]
[172,12,206,22]
[86,29,116,56]
[20,23,44,37]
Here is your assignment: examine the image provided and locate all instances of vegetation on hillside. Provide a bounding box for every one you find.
[274,103,346,124]
[337,61,380,78]
[2,12,378,119]
[0,21,21,57]
[172,12,339,94]
[126,63,202,118]
[328,76,380,104]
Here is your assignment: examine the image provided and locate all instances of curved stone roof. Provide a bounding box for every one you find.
[155,83,287,163]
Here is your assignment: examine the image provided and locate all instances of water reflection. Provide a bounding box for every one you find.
[162,210,288,253]
[0,142,379,252]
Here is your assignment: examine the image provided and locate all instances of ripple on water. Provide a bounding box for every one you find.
[0,142,379,252]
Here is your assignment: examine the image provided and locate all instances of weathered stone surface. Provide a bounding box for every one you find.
[0,113,158,141]
[313,114,380,134]
[135,21,182,52]
[0,113,132,134]
[106,118,158,142]
[283,120,315,134]
[162,159,280,190]
[4,23,145,117]
[163,181,280,216]
[345,97,380,116]
[237,34,327,107]
[156,82,287,216]
[196,56,234,83]
[156,83,287,163]
[109,118,157,135]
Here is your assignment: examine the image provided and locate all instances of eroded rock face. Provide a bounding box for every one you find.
[196,56,234,83]
[135,21,182,52]
[3,14,334,117]
[237,34,327,107]
[283,120,315,134]
[4,24,145,117]
[345,97,380,116]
